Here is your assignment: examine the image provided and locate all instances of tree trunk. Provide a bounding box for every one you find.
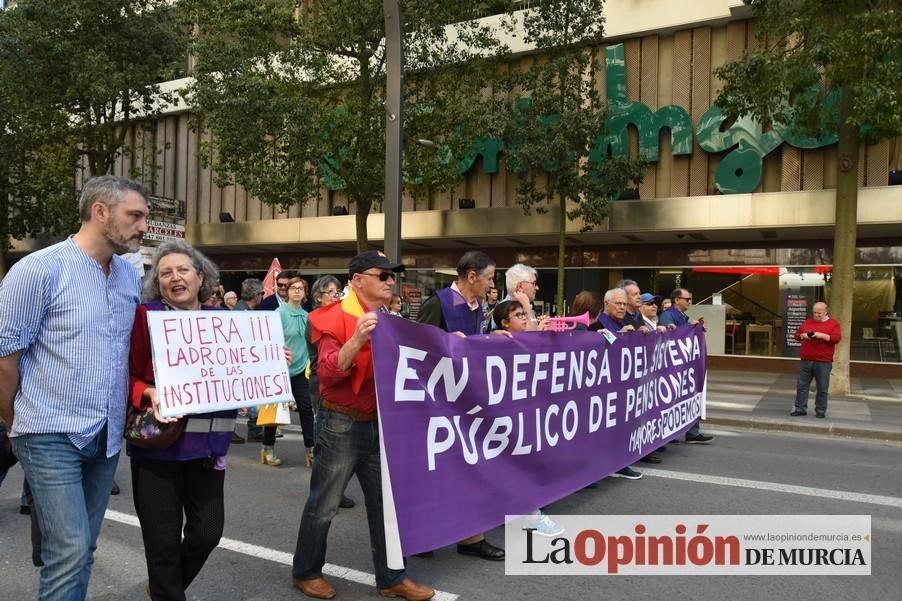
[0,189,8,280]
[353,50,373,255]
[0,242,7,281]
[556,192,566,316]
[829,87,860,395]
[355,198,371,254]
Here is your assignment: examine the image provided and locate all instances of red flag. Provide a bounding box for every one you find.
[262,258,283,298]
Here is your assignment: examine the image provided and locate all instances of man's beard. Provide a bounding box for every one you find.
[104,220,140,255]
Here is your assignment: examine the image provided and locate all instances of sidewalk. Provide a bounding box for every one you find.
[703,368,902,442]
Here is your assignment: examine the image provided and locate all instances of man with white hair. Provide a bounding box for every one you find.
[617,279,651,333]
[505,263,540,311]
[491,263,542,329]
[597,288,643,479]
[223,290,238,309]
[598,288,635,333]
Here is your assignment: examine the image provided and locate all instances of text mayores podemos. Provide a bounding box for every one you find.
[391,335,704,470]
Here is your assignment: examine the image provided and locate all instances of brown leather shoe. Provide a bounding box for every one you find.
[379,577,435,601]
[293,576,336,599]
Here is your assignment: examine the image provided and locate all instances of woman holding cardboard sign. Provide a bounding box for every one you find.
[126,240,237,601]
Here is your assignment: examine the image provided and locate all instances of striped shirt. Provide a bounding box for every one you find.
[0,237,141,456]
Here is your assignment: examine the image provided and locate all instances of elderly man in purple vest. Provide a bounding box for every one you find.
[416,251,505,561]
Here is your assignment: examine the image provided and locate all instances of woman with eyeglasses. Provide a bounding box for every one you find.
[202,284,225,308]
[492,300,531,333]
[305,275,355,508]
[269,277,315,467]
[306,275,343,416]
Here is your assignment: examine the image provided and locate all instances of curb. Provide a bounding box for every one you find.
[281,414,902,442]
[705,415,902,443]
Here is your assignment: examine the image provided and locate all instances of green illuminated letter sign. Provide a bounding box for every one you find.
[456,43,840,196]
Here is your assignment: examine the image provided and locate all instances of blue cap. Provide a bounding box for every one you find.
[640,292,661,304]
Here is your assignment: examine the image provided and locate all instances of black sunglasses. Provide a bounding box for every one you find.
[360,271,394,282]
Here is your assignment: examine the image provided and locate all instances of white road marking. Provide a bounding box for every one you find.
[641,468,902,509]
[697,428,745,437]
[705,400,757,411]
[104,509,459,600]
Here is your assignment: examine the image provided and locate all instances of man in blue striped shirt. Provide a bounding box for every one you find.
[0,175,149,601]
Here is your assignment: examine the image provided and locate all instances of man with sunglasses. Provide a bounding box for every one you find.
[416,251,505,561]
[639,292,666,332]
[292,251,434,601]
[259,271,292,311]
[660,288,713,444]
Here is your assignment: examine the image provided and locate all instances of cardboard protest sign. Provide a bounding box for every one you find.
[147,311,292,418]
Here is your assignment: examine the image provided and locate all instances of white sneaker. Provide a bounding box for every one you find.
[530,511,564,537]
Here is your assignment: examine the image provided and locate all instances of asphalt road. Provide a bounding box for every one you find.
[2,425,900,601]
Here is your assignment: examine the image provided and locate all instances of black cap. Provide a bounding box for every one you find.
[349,250,405,276]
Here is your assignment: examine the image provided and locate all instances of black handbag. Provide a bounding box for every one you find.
[123,405,186,450]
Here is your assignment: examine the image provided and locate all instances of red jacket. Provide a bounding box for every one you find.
[308,289,378,414]
[794,317,841,362]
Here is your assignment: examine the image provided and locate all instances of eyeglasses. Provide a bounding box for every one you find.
[323,289,341,297]
[277,283,289,288]
[289,286,305,292]
[643,301,657,306]
[678,297,693,301]
[522,280,538,287]
[360,271,394,282]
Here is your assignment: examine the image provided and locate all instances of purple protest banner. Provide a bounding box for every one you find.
[372,316,707,562]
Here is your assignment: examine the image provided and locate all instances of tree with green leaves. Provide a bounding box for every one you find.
[503,0,645,313]
[715,0,902,393]
[0,0,189,275]
[186,0,513,252]
[0,104,79,279]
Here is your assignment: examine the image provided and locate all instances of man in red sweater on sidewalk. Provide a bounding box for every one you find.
[790,301,842,419]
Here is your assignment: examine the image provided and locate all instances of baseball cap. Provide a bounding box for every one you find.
[640,292,661,304]
[348,250,405,276]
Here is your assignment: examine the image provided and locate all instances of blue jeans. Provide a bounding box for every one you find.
[292,408,405,590]
[12,425,120,601]
[795,359,832,414]
[686,419,700,438]
[246,406,263,439]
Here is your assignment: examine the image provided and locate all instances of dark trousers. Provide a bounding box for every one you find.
[131,457,225,601]
[292,408,405,589]
[309,373,322,414]
[291,372,316,448]
[262,425,277,446]
[795,359,832,414]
